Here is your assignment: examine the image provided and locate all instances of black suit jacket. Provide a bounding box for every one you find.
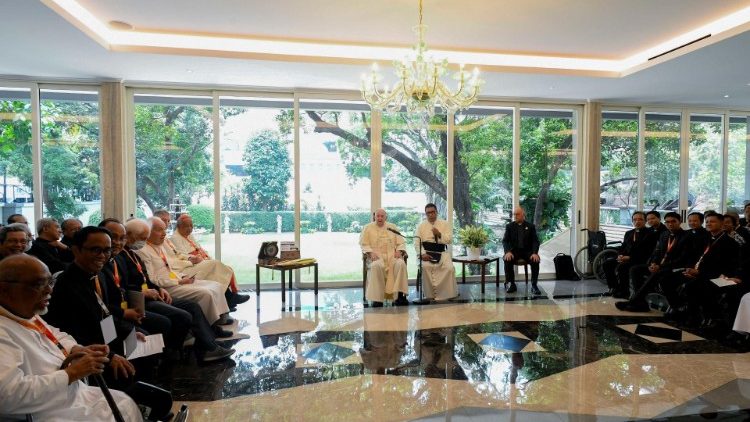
[695,233,740,279]
[649,229,692,269]
[120,247,160,292]
[99,255,130,321]
[27,238,68,275]
[502,221,540,254]
[46,262,133,350]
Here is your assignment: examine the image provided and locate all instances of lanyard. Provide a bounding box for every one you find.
[696,233,724,270]
[109,260,127,310]
[123,249,148,291]
[186,237,210,259]
[92,275,111,316]
[0,309,68,357]
[165,238,179,255]
[149,243,179,280]
[660,234,676,265]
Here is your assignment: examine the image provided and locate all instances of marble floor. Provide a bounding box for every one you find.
[157,280,750,421]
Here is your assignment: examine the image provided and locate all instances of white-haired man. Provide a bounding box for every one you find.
[133,218,231,326]
[360,208,409,307]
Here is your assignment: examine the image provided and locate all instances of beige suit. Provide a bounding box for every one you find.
[360,222,408,301]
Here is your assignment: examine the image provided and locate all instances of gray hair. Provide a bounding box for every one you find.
[0,223,31,244]
[36,218,58,236]
[61,218,82,231]
[124,218,150,237]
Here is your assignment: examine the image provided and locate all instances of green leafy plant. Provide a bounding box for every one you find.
[458,225,489,248]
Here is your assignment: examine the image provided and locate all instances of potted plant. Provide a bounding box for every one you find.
[458,225,489,260]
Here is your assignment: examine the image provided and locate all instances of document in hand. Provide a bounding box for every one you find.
[711,277,736,288]
[126,334,165,360]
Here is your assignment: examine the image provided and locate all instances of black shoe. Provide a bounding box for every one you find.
[615,300,649,312]
[531,285,542,295]
[506,284,517,293]
[371,301,384,308]
[199,345,234,362]
[394,293,410,306]
[612,290,630,299]
[232,293,251,306]
[218,314,235,325]
[212,325,233,338]
[229,306,237,312]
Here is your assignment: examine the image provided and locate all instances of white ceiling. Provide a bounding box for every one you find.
[3,0,750,108]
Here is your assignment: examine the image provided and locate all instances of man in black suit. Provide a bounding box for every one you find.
[502,207,541,295]
[739,203,750,227]
[44,226,137,383]
[27,218,68,275]
[603,211,651,298]
[617,212,692,312]
[678,213,740,326]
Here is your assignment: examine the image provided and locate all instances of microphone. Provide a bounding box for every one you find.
[387,227,403,236]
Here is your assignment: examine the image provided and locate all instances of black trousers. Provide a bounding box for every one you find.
[169,298,217,352]
[146,300,191,351]
[504,250,539,285]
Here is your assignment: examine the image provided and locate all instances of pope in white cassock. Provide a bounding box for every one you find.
[415,203,457,301]
[0,255,142,421]
[360,209,409,306]
[136,218,230,325]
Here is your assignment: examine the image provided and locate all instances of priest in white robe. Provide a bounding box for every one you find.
[415,203,457,301]
[360,208,409,306]
[168,214,240,294]
[0,255,142,421]
[136,218,230,325]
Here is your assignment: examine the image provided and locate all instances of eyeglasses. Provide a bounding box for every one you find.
[82,246,114,256]
[0,277,55,291]
[3,238,28,246]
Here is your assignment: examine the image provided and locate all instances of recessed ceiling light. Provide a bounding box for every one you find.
[724,94,730,98]
[108,20,133,30]
[186,69,194,73]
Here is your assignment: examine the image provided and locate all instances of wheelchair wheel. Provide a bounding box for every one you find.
[592,248,618,283]
[573,246,591,278]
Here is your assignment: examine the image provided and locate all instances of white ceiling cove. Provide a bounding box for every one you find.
[2,0,750,108]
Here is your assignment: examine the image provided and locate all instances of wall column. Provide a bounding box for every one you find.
[99,82,127,221]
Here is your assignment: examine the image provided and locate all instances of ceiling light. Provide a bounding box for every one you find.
[724,94,730,98]
[360,0,483,118]
[108,20,132,30]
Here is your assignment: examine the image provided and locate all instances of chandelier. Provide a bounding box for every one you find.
[360,0,483,118]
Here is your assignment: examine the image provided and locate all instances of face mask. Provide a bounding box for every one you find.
[130,240,147,250]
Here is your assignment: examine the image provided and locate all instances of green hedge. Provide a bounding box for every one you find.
[87,209,146,226]
[223,211,422,234]
[187,204,214,232]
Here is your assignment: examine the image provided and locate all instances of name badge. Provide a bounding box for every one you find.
[100,315,117,344]
[169,271,178,280]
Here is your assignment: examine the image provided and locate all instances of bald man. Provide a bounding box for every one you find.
[502,207,541,295]
[0,255,142,421]
[360,208,409,306]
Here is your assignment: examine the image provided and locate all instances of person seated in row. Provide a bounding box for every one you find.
[602,211,651,299]
[0,254,142,421]
[43,227,138,387]
[161,213,249,309]
[502,207,541,295]
[739,203,750,227]
[0,223,31,260]
[415,203,457,302]
[664,212,739,325]
[360,208,409,307]
[116,218,235,362]
[624,211,667,294]
[136,218,233,327]
[616,212,692,312]
[7,213,28,226]
[28,218,69,275]
[59,217,82,262]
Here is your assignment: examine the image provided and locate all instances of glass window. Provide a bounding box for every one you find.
[134,94,214,248]
[0,88,35,232]
[688,114,723,213]
[39,89,101,224]
[299,100,372,283]
[600,111,639,226]
[727,116,749,212]
[218,96,294,284]
[381,113,448,276]
[454,106,513,257]
[520,108,577,274]
[644,112,681,214]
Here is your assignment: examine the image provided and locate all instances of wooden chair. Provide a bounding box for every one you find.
[362,252,408,302]
[505,258,529,288]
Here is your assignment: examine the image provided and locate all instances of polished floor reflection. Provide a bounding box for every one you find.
[158,280,750,421]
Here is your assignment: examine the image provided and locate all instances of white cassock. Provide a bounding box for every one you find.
[733,293,750,333]
[415,219,457,300]
[136,243,229,324]
[360,222,408,302]
[163,237,231,291]
[0,307,142,422]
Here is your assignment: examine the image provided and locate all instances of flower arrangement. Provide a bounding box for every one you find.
[458,225,489,248]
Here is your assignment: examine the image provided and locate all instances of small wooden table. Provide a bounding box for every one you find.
[256,261,318,308]
[452,255,500,294]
